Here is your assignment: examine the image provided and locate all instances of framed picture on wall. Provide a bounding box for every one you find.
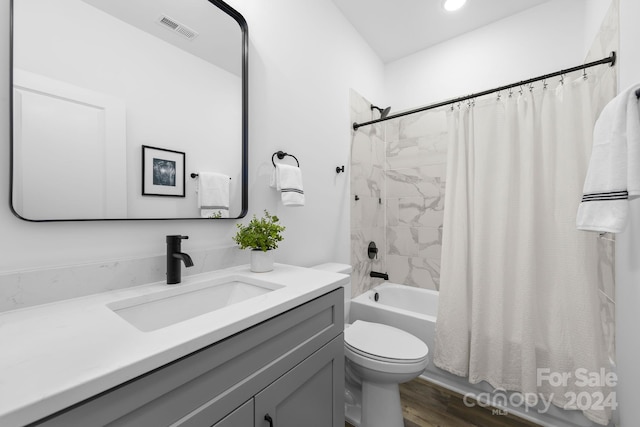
[142,145,186,197]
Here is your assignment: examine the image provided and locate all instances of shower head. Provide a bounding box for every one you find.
[371,104,391,119]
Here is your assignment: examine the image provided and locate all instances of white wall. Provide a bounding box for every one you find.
[223,0,384,266]
[615,0,640,423]
[385,0,590,111]
[0,0,383,273]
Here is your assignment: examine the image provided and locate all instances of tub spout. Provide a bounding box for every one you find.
[370,271,389,280]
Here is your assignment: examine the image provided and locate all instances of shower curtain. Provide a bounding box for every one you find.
[434,68,616,425]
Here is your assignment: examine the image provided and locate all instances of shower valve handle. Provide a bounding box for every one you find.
[368,242,378,259]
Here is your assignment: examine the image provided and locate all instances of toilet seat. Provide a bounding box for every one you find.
[345,342,425,364]
[344,320,428,364]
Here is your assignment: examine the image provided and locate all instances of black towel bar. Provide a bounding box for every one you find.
[190,173,230,179]
[271,151,300,167]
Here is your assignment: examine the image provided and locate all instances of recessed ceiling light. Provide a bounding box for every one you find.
[443,0,467,12]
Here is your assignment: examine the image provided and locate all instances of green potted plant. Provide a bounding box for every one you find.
[233,210,285,272]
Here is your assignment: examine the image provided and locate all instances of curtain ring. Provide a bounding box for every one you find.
[583,67,588,80]
[508,88,513,98]
[519,85,524,95]
[496,90,501,101]
[560,74,565,85]
[529,83,534,92]
[543,78,548,90]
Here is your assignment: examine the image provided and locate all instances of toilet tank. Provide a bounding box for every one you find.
[311,263,352,324]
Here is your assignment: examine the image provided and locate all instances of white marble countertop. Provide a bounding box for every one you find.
[0,264,348,427]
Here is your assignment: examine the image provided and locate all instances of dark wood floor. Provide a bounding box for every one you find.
[346,377,541,427]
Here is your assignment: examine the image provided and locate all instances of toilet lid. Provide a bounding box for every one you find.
[344,320,428,362]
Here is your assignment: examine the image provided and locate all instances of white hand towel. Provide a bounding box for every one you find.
[270,164,304,206]
[197,172,230,218]
[577,83,640,233]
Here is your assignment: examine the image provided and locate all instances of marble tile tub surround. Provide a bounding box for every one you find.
[0,245,249,313]
[386,109,447,291]
[350,90,387,298]
[350,89,447,294]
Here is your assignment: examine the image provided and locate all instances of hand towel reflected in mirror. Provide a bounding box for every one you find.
[197,172,230,218]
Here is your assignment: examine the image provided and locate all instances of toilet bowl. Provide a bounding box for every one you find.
[345,320,428,427]
[311,263,429,427]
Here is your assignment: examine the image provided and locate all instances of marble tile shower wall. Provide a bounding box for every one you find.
[350,89,448,295]
[350,90,386,298]
[385,109,447,290]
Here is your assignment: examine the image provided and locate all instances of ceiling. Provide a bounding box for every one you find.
[331,0,553,63]
[82,0,242,75]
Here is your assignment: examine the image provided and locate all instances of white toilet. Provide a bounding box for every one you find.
[312,263,429,427]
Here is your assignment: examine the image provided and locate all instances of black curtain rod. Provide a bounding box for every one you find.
[353,51,618,131]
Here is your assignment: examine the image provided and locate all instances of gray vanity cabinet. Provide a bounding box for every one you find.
[32,289,344,427]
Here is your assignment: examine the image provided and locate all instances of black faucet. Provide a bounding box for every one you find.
[370,271,389,280]
[166,235,194,284]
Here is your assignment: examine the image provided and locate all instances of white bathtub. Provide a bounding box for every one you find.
[350,283,438,353]
[349,283,609,427]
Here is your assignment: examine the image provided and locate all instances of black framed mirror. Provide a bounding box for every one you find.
[10,0,248,221]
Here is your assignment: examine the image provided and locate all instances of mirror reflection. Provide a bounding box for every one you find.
[11,0,247,220]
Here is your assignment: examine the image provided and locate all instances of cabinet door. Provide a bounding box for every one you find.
[211,399,253,427]
[255,334,344,427]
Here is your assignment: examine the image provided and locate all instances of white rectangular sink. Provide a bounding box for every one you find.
[107,275,283,332]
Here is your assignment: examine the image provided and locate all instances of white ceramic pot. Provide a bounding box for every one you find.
[250,249,274,272]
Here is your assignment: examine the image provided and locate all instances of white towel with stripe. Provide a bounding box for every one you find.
[197,172,230,218]
[270,164,305,206]
[577,83,640,233]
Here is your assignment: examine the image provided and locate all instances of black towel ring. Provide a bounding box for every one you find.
[272,151,300,167]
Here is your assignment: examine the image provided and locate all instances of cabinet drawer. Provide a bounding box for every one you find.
[32,288,343,427]
[211,399,253,427]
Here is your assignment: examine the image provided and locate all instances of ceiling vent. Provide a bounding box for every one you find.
[157,15,199,41]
